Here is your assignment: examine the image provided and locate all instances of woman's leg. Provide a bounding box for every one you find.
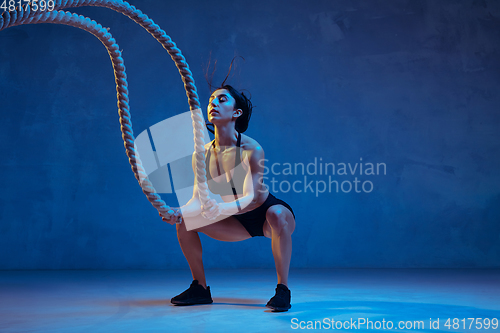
[263,205,296,286]
[176,215,251,288]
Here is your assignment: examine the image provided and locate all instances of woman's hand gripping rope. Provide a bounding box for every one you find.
[201,198,221,221]
[160,199,222,225]
[160,208,183,225]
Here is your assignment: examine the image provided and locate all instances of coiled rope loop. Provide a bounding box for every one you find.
[1,0,214,220]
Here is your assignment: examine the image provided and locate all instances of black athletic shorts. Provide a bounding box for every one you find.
[233,193,295,237]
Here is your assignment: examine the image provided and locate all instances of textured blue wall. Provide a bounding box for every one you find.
[0,0,499,269]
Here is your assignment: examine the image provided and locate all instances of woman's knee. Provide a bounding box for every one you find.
[266,206,289,233]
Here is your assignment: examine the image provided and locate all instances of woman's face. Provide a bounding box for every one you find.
[207,89,241,124]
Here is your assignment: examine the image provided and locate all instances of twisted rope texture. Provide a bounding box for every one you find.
[1,0,213,219]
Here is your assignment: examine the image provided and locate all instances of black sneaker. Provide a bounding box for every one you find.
[266,284,291,311]
[171,280,213,305]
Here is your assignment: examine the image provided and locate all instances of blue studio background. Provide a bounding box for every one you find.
[0,0,499,269]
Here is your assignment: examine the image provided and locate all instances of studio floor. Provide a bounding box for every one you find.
[0,268,499,332]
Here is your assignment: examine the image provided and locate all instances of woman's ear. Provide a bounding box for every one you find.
[233,109,243,118]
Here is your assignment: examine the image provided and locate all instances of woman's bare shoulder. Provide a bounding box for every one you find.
[240,134,263,150]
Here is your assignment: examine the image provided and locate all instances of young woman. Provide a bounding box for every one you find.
[162,85,296,311]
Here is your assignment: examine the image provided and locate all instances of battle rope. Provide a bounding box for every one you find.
[1,1,214,220]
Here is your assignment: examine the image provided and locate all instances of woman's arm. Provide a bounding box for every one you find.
[163,149,213,224]
[178,152,207,218]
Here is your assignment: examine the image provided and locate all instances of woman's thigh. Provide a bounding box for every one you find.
[195,215,252,242]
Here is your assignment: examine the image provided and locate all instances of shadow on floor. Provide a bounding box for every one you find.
[125,297,265,309]
[212,297,265,308]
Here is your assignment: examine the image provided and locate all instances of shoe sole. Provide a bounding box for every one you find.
[266,304,291,312]
[171,298,213,306]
